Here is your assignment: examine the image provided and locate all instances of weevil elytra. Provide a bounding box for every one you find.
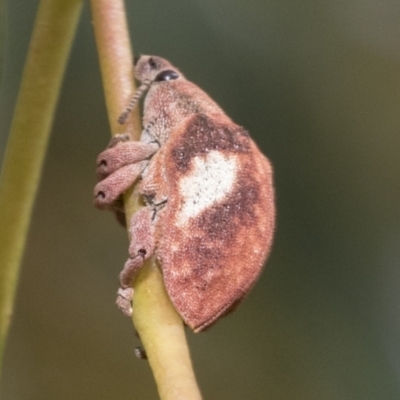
[94,55,275,332]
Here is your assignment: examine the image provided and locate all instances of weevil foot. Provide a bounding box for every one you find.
[96,142,158,179]
[116,287,133,317]
[94,163,143,209]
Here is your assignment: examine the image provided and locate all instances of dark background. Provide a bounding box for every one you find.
[1,0,400,399]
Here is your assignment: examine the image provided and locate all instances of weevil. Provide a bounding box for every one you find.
[94,55,275,332]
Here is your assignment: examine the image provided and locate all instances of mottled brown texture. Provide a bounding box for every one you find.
[170,113,251,173]
[95,55,275,331]
[151,114,274,331]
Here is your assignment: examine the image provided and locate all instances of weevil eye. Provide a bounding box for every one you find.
[154,70,179,82]
[148,57,158,69]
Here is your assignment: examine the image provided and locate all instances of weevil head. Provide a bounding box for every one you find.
[134,55,184,85]
[117,55,186,124]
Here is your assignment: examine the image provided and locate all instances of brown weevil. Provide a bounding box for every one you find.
[94,55,275,332]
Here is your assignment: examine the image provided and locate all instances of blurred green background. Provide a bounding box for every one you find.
[1,0,400,399]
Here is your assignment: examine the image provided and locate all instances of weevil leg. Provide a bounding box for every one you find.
[116,287,134,317]
[96,141,159,179]
[94,162,145,210]
[116,207,155,316]
[120,207,155,286]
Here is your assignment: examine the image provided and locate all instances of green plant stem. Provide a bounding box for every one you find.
[134,262,203,400]
[90,2,202,399]
[0,0,82,370]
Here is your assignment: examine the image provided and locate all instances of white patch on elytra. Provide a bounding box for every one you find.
[176,150,237,227]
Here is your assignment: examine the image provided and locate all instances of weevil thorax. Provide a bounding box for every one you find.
[135,55,230,144]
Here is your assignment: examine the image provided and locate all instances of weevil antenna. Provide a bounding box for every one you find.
[118,78,152,124]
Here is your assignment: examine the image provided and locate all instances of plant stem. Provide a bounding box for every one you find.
[90,2,202,399]
[0,0,82,371]
[134,261,203,400]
